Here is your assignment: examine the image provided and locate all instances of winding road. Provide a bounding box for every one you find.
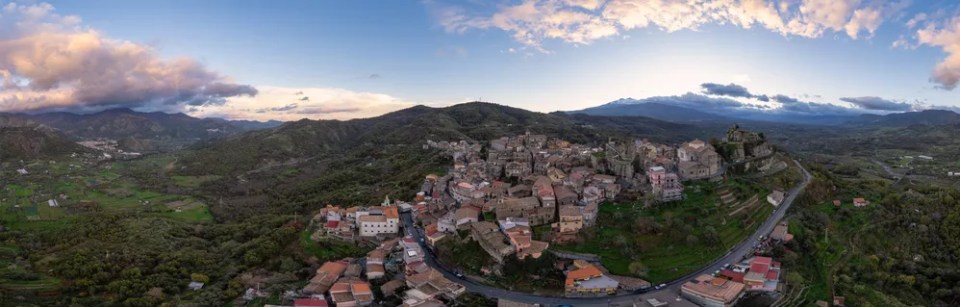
[402,160,812,306]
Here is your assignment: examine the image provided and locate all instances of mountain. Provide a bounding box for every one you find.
[847,109,960,126]
[574,99,729,122]
[0,115,86,160]
[14,108,263,152]
[574,98,860,125]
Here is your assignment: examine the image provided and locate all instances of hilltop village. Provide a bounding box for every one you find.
[291,126,796,306]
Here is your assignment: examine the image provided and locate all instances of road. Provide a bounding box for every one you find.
[401,160,812,306]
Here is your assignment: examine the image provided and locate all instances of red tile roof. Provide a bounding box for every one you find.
[766,270,779,281]
[749,263,770,275]
[294,298,329,307]
[324,220,340,228]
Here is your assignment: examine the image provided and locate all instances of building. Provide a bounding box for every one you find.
[553,206,584,235]
[405,267,466,300]
[454,207,479,229]
[677,139,722,180]
[303,260,349,294]
[853,197,870,208]
[681,274,746,307]
[769,222,794,242]
[424,223,447,246]
[366,248,387,280]
[470,221,516,263]
[330,277,374,307]
[767,189,785,206]
[401,237,425,264]
[357,206,399,237]
[649,166,683,202]
[742,256,780,291]
[564,265,619,296]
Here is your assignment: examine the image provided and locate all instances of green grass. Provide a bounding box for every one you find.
[554,179,776,282]
[171,175,222,188]
[299,229,367,261]
[160,204,214,223]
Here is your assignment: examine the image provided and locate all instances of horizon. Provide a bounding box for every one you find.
[2,1,960,121]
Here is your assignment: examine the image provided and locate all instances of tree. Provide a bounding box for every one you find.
[629,261,649,277]
[190,273,210,284]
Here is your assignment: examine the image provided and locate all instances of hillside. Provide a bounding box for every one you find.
[847,109,960,126]
[18,108,258,152]
[176,102,718,221]
[0,115,85,160]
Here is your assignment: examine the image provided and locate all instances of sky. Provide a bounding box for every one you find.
[1,0,959,121]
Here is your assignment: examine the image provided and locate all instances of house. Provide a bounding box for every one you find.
[498,217,530,231]
[677,139,722,180]
[649,166,683,202]
[853,198,869,208]
[496,197,540,218]
[523,206,555,226]
[833,296,846,306]
[534,176,557,207]
[424,223,446,246]
[504,225,549,259]
[507,184,532,197]
[833,200,841,207]
[581,202,599,226]
[366,249,387,280]
[742,256,780,291]
[437,211,456,233]
[767,190,785,206]
[564,265,619,296]
[610,275,652,291]
[470,221,516,263]
[359,215,393,237]
[188,281,204,291]
[405,267,466,300]
[680,274,746,307]
[552,206,584,236]
[303,260,348,294]
[381,279,405,297]
[330,277,374,307]
[401,237,425,264]
[769,222,794,242]
[293,297,329,307]
[554,185,579,206]
[454,207,479,229]
[16,168,28,175]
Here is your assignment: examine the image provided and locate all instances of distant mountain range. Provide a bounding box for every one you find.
[573,98,960,126]
[0,115,87,160]
[1,108,284,153]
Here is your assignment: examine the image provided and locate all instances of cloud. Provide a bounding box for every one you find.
[367,73,382,79]
[840,96,914,111]
[701,82,754,98]
[915,16,960,89]
[0,2,257,113]
[430,0,910,49]
[189,86,418,121]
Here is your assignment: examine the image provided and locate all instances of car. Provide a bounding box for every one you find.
[455,273,464,278]
[658,283,667,289]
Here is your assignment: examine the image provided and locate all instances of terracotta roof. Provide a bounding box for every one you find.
[294,298,329,307]
[853,197,866,203]
[749,263,770,275]
[330,282,350,293]
[324,220,340,228]
[383,206,399,219]
[351,282,372,294]
[720,270,745,283]
[359,215,386,223]
[565,265,603,286]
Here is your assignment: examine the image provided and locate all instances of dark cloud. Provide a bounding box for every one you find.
[840,96,914,111]
[772,95,801,104]
[701,83,754,98]
[368,73,382,79]
[299,96,310,101]
[256,103,299,113]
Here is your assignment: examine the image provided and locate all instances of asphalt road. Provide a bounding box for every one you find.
[402,160,812,306]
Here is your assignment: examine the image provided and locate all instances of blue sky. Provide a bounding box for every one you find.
[1,0,959,120]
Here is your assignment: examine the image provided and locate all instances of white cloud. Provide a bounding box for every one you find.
[431,0,909,48]
[0,2,257,113]
[188,86,418,121]
[916,16,960,89]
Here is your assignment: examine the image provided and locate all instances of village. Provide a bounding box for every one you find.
[274,126,831,307]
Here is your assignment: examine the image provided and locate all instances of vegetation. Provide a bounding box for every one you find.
[554,178,778,282]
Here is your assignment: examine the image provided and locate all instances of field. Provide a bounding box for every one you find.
[554,178,776,282]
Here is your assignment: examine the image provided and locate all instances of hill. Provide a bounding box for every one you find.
[847,109,960,126]
[0,115,86,160]
[176,102,717,220]
[18,108,260,152]
[573,100,729,122]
